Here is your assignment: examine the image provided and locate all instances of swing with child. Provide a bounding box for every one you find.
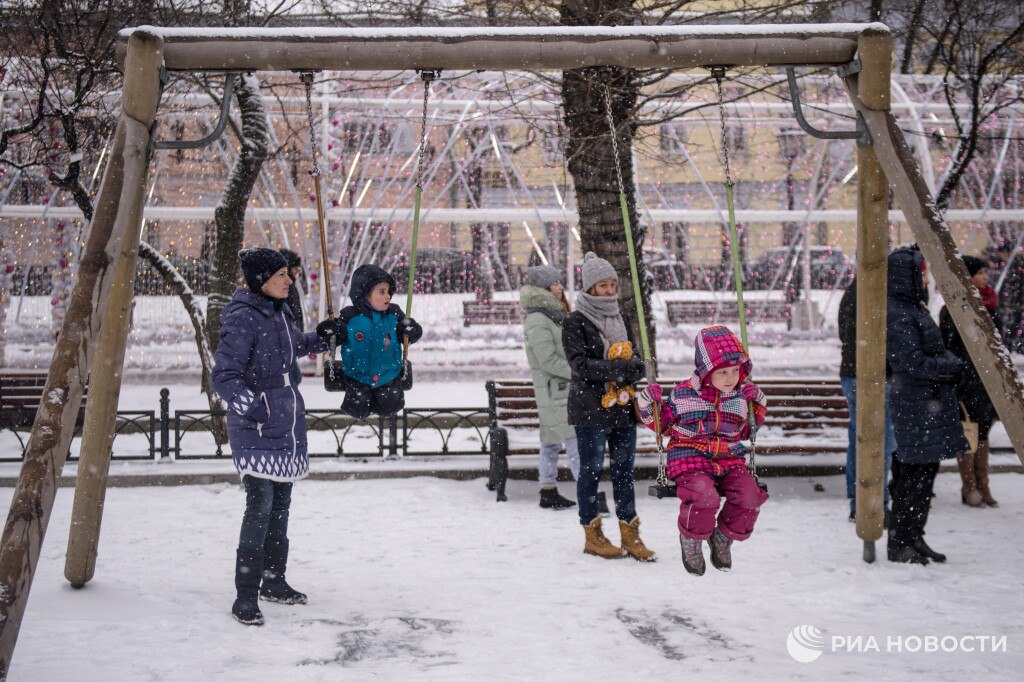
[300,70,438,398]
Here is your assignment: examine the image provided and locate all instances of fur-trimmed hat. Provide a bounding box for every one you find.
[239,247,288,294]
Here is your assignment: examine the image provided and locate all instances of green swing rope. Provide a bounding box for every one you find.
[402,71,436,371]
[602,84,667,485]
[712,68,759,479]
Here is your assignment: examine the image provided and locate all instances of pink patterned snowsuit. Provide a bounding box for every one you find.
[637,326,770,541]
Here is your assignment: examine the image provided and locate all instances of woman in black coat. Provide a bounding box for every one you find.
[886,247,969,565]
[939,255,1002,507]
[563,252,652,561]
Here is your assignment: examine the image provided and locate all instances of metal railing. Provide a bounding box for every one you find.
[0,387,490,461]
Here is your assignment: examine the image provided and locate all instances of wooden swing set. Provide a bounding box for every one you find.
[1,23,1024,677]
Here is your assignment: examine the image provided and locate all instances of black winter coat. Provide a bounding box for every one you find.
[886,249,968,464]
[838,279,893,379]
[939,305,1000,431]
[562,310,640,428]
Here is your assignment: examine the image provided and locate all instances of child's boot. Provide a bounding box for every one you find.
[618,517,656,562]
[708,528,733,571]
[679,533,706,576]
[583,518,625,559]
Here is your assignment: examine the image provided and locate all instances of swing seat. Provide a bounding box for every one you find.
[323,359,346,392]
[648,483,678,498]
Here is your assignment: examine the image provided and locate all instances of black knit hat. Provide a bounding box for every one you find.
[279,248,301,269]
[962,255,987,277]
[239,247,288,293]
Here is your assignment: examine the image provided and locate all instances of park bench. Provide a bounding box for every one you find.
[463,300,525,327]
[0,369,89,432]
[485,377,847,501]
[665,299,807,326]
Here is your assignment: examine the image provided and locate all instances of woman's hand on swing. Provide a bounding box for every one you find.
[317,318,344,343]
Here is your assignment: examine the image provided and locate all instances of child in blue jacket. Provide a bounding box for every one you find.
[337,264,423,418]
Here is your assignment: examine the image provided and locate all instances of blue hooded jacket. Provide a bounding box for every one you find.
[339,264,423,388]
[212,287,327,481]
[886,248,968,464]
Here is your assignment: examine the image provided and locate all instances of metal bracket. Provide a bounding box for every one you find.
[836,59,862,79]
[417,69,441,82]
[151,72,237,152]
[785,66,872,147]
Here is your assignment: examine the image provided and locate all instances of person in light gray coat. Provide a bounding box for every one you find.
[521,265,581,509]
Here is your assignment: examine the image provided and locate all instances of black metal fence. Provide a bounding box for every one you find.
[0,387,490,461]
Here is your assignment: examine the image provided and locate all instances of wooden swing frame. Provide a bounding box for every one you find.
[2,23,1023,675]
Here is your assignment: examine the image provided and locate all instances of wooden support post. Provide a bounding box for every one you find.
[63,173,147,588]
[848,88,1024,466]
[0,30,163,678]
[852,28,892,555]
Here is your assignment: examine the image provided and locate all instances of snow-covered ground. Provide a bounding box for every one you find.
[5,472,1023,680]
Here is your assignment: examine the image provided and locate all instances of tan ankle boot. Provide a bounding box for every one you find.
[619,517,657,562]
[958,451,983,507]
[583,518,625,559]
[974,441,999,507]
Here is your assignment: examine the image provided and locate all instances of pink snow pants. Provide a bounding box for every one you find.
[675,468,769,541]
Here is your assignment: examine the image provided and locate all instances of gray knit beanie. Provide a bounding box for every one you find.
[526,265,562,290]
[581,251,617,292]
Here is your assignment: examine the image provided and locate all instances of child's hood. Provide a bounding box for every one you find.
[693,325,752,385]
[349,264,397,311]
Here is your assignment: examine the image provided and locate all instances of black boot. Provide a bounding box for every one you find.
[233,549,265,625]
[887,544,929,565]
[597,491,610,517]
[539,487,576,510]
[913,537,946,563]
[260,538,307,605]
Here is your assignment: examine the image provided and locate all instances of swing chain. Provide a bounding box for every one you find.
[605,81,667,486]
[602,84,627,198]
[301,72,322,180]
[711,68,733,190]
[415,70,439,190]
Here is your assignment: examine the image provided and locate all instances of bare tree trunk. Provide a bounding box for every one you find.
[899,0,927,74]
[561,64,655,358]
[205,74,270,352]
[138,241,228,445]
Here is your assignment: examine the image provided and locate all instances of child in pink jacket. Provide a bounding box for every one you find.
[636,325,769,576]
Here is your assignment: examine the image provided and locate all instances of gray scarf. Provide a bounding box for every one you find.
[576,292,628,356]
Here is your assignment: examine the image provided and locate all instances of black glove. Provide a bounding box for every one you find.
[937,355,963,383]
[398,316,421,342]
[620,358,646,383]
[316,318,344,343]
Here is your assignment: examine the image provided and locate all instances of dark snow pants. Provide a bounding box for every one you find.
[342,375,405,419]
[888,456,939,550]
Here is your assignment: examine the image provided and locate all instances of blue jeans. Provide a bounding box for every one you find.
[840,376,895,513]
[574,426,637,525]
[238,476,293,554]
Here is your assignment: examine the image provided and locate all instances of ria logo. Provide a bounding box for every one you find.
[787,625,826,663]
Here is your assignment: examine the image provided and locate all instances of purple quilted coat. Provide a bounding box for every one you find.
[212,287,327,481]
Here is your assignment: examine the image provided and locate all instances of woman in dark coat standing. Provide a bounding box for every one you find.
[940,255,1001,507]
[886,247,969,565]
[562,252,653,561]
[213,248,338,625]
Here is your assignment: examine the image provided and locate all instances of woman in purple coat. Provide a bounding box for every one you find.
[213,248,338,625]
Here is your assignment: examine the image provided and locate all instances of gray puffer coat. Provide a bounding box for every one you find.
[520,285,575,444]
